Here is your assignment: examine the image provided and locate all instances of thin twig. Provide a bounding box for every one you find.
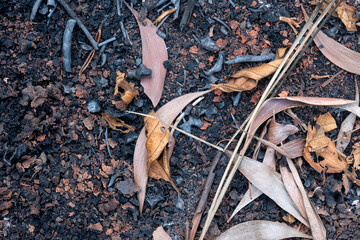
[30,0,43,21]
[321,70,344,87]
[62,19,76,72]
[189,152,221,240]
[91,147,101,166]
[225,53,275,65]
[56,0,99,50]
[213,17,231,32]
[98,36,116,47]
[126,110,224,152]
[105,127,112,158]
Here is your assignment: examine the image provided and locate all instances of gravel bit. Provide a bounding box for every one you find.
[87,99,101,113]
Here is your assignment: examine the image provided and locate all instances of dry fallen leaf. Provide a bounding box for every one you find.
[145,111,170,164]
[211,48,287,92]
[126,3,168,107]
[134,90,211,213]
[280,163,307,220]
[101,113,135,133]
[316,112,337,132]
[286,157,326,240]
[228,147,275,223]
[225,151,310,227]
[336,80,358,152]
[282,213,296,224]
[268,118,299,145]
[216,220,311,240]
[79,23,103,76]
[144,111,180,194]
[304,124,347,173]
[302,7,360,75]
[153,226,172,240]
[114,71,139,110]
[310,0,359,31]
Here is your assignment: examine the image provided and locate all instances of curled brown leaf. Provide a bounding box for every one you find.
[114,71,139,110]
[211,48,287,92]
[101,113,135,133]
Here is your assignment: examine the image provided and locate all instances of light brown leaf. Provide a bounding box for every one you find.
[216,220,312,240]
[282,213,296,224]
[79,23,103,76]
[225,151,310,227]
[336,113,356,152]
[304,125,347,173]
[353,147,360,170]
[342,173,350,195]
[336,80,358,152]
[281,138,305,159]
[211,48,287,92]
[309,0,358,31]
[134,90,211,213]
[114,71,139,110]
[316,112,337,132]
[303,7,360,75]
[268,118,299,145]
[286,157,326,240]
[280,164,307,220]
[126,3,168,107]
[144,111,179,194]
[153,226,172,240]
[228,147,275,223]
[145,110,170,164]
[101,113,135,133]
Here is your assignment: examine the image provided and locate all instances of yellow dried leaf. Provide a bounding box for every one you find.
[304,123,347,174]
[211,48,287,92]
[114,71,139,110]
[101,113,136,133]
[144,111,180,194]
[310,0,359,31]
[352,147,360,170]
[145,111,170,164]
[319,139,347,173]
[304,125,324,173]
[282,213,296,224]
[316,112,337,132]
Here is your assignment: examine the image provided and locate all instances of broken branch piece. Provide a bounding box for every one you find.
[279,16,301,35]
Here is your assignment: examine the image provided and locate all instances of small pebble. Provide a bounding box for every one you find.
[146,193,164,208]
[200,107,217,119]
[199,36,219,51]
[175,176,184,185]
[134,98,144,108]
[220,25,229,35]
[79,42,92,51]
[135,58,142,66]
[87,100,101,113]
[63,85,75,94]
[231,92,242,106]
[125,132,138,144]
[99,78,109,87]
[176,194,185,210]
[39,4,48,15]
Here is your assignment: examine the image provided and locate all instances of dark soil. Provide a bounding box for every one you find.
[0,0,359,239]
